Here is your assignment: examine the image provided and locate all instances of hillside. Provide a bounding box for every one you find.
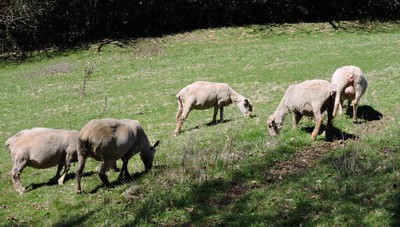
[1,22,399,226]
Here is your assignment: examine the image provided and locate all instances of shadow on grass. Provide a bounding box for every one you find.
[28,171,96,192]
[390,192,400,226]
[124,133,400,225]
[88,170,148,194]
[181,119,233,134]
[54,208,101,227]
[345,105,383,121]
[301,125,359,141]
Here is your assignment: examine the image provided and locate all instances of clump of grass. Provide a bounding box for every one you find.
[180,130,222,184]
[131,43,165,59]
[331,149,363,178]
[178,123,245,185]
[40,62,75,77]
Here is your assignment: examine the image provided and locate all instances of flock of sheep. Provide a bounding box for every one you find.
[5,65,367,194]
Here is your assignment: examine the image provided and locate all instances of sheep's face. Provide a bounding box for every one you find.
[267,115,282,136]
[141,140,160,171]
[239,99,253,118]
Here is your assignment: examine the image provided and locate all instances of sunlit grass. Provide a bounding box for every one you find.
[1,22,399,225]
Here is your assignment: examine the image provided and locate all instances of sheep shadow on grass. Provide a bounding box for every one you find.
[28,171,96,192]
[301,125,359,141]
[182,119,233,133]
[89,170,149,194]
[181,114,256,134]
[345,105,383,122]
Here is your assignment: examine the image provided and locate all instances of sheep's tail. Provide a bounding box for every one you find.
[176,93,183,110]
[4,136,14,152]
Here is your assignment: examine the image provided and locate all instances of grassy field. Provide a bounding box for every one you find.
[1,22,400,226]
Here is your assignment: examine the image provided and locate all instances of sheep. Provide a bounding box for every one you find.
[174,81,253,135]
[76,118,159,193]
[331,65,368,123]
[267,79,336,141]
[5,128,79,194]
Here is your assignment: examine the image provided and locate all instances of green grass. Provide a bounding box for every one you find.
[1,22,400,226]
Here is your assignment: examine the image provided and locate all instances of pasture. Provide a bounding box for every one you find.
[0,22,399,225]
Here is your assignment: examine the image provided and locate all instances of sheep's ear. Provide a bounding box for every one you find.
[152,140,160,148]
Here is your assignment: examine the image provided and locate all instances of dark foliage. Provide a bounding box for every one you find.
[1,0,399,53]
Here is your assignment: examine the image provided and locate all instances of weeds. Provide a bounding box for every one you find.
[80,62,94,97]
[331,149,361,178]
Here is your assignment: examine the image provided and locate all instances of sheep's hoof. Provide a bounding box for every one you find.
[18,189,26,195]
[58,179,64,185]
[76,189,82,194]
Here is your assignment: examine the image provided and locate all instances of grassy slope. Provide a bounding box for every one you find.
[0,22,399,226]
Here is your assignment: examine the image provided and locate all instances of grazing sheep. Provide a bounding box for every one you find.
[174,81,253,135]
[5,128,79,194]
[331,65,368,123]
[267,80,336,140]
[76,118,159,193]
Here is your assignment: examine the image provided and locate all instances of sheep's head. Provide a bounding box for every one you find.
[267,115,282,136]
[238,99,253,118]
[141,140,160,171]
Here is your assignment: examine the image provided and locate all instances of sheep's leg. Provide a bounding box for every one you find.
[352,92,360,123]
[98,162,112,188]
[58,152,74,185]
[76,155,87,194]
[117,157,131,182]
[219,106,224,123]
[311,113,323,141]
[175,101,183,124]
[326,101,335,140]
[352,100,358,123]
[109,161,120,172]
[122,156,131,180]
[12,159,28,194]
[345,99,352,113]
[116,160,125,182]
[292,113,302,129]
[174,100,184,135]
[332,91,342,117]
[339,98,345,115]
[212,106,218,124]
[51,162,65,181]
[174,105,191,135]
[57,164,68,185]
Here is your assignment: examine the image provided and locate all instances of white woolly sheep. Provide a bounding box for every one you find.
[174,81,253,135]
[331,65,368,123]
[76,118,159,193]
[267,80,336,140]
[5,128,79,194]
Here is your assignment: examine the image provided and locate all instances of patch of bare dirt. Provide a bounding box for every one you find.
[217,117,393,206]
[267,142,340,181]
[219,141,343,205]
